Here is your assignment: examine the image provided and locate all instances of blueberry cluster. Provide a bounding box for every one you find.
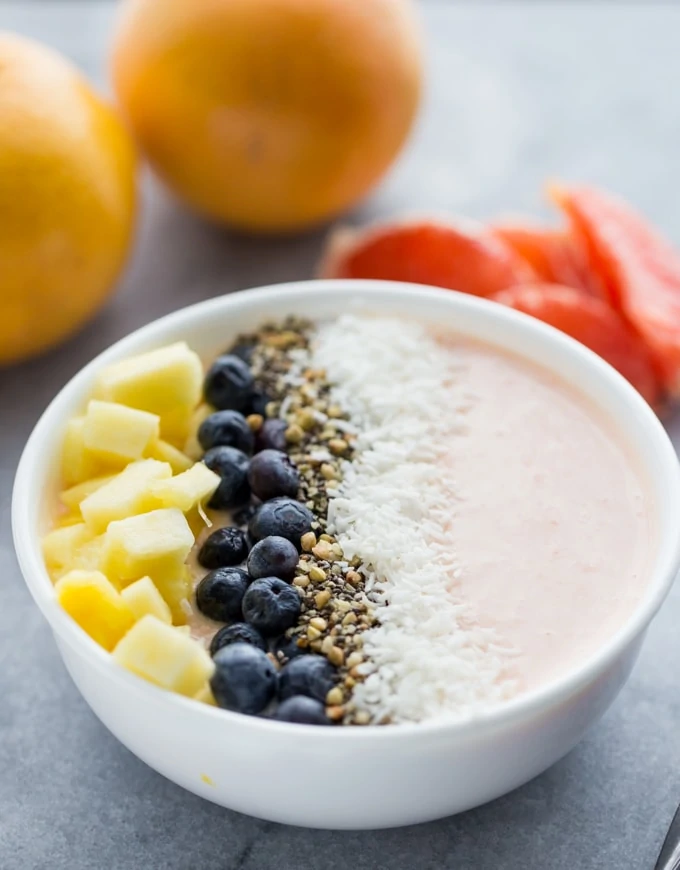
[194,352,337,725]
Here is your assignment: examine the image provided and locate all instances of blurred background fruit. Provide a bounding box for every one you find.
[111,0,423,233]
[0,33,137,366]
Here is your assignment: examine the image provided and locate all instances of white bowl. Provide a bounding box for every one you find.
[12,280,680,829]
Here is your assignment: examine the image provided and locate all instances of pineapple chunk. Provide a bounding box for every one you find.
[60,474,117,513]
[55,570,134,651]
[101,508,194,588]
[80,459,172,533]
[185,505,213,538]
[113,615,214,697]
[175,625,192,636]
[184,404,214,460]
[43,523,94,576]
[159,404,195,447]
[71,535,107,574]
[61,418,123,486]
[156,567,192,625]
[144,438,194,474]
[55,513,85,528]
[194,683,217,706]
[83,400,160,462]
[94,342,203,431]
[121,576,172,625]
[148,463,220,512]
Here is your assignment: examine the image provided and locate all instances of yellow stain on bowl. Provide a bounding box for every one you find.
[201,773,216,787]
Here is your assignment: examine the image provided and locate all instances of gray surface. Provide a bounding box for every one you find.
[1,1,680,867]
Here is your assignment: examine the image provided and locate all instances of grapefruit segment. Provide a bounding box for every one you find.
[492,284,661,407]
[549,183,680,394]
[319,219,533,297]
[492,222,596,295]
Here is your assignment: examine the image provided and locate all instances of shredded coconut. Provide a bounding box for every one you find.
[311,314,518,723]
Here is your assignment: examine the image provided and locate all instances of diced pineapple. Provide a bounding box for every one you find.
[83,400,160,462]
[55,570,134,651]
[55,513,86,528]
[113,615,214,697]
[194,683,217,706]
[61,418,123,487]
[185,505,213,538]
[43,523,94,576]
[159,404,195,447]
[148,463,220,513]
[121,576,172,625]
[183,402,215,461]
[71,534,107,574]
[156,567,192,625]
[144,438,194,474]
[101,508,194,588]
[183,404,215,460]
[175,625,192,636]
[60,474,117,513]
[94,342,203,433]
[80,459,172,534]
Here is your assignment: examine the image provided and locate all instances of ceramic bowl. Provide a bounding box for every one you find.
[12,280,680,829]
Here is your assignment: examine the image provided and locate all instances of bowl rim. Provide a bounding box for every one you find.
[12,278,680,742]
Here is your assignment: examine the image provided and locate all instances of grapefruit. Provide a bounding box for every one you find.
[319,218,532,296]
[550,183,680,395]
[492,283,661,407]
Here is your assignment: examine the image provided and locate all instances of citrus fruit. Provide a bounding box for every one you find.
[550,183,680,395]
[0,33,136,365]
[492,283,661,406]
[319,218,532,296]
[492,221,594,294]
[111,0,422,233]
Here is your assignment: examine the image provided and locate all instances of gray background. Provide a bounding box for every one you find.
[2,2,680,868]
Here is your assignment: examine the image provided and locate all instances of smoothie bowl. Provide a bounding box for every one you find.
[12,280,680,829]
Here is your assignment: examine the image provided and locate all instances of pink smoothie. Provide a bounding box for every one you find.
[443,339,653,693]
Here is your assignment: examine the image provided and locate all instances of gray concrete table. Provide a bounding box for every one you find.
[2,2,680,867]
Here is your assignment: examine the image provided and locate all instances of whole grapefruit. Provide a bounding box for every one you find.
[111,0,423,233]
[0,34,136,365]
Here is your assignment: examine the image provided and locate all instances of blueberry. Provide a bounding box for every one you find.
[248,497,314,549]
[196,567,250,622]
[204,354,254,412]
[210,623,267,657]
[228,341,255,364]
[242,577,301,636]
[274,696,331,725]
[232,504,258,528]
[279,655,336,703]
[198,527,249,569]
[247,389,271,417]
[247,536,299,582]
[248,449,300,501]
[210,643,277,715]
[270,635,307,665]
[198,410,254,454]
[203,446,250,509]
[256,418,288,453]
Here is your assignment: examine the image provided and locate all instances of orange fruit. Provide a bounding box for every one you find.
[111,0,422,233]
[0,33,137,366]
